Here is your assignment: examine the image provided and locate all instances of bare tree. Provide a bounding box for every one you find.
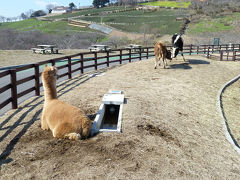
[25,9,34,18]
[140,23,150,46]
[46,3,56,13]
[0,16,5,23]
[20,13,28,20]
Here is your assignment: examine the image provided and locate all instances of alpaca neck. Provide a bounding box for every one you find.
[43,81,57,101]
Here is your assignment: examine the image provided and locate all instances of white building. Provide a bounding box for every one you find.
[51,6,72,14]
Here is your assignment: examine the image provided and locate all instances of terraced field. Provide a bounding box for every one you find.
[75,8,189,34]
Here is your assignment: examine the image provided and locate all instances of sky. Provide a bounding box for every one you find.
[0,0,93,17]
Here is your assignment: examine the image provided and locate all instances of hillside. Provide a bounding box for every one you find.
[0,18,97,34]
[0,3,240,49]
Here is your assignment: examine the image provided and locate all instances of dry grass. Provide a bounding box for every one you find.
[0,53,240,179]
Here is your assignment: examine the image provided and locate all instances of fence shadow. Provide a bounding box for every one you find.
[0,66,115,168]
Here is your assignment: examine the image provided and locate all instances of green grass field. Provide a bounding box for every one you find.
[1,5,237,37]
[140,1,191,8]
[76,9,189,34]
[45,6,132,20]
[188,13,240,34]
[0,18,97,34]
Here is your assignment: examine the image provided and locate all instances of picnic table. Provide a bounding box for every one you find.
[125,44,142,52]
[88,45,111,52]
[31,45,59,54]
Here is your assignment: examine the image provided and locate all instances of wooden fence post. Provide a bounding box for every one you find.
[220,51,223,61]
[120,49,122,64]
[51,60,55,66]
[204,45,206,54]
[139,47,142,60]
[190,44,192,55]
[68,56,72,79]
[212,45,214,53]
[233,51,236,61]
[94,52,97,70]
[197,46,199,54]
[10,69,17,109]
[34,64,40,96]
[106,51,110,67]
[146,48,149,59]
[80,54,84,74]
[207,47,210,58]
[129,49,132,62]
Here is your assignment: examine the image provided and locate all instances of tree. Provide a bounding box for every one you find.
[46,3,56,13]
[92,0,110,8]
[69,2,76,10]
[30,10,46,18]
[0,16,6,23]
[140,23,150,45]
[25,9,34,18]
[20,13,28,20]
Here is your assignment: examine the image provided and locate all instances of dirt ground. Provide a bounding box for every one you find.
[0,54,240,179]
[0,49,88,67]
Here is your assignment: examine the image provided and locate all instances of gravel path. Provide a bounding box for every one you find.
[0,55,240,179]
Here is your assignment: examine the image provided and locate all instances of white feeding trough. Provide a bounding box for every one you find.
[91,90,124,135]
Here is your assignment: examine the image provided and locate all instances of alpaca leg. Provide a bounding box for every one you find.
[53,123,81,140]
[41,111,49,130]
[65,133,81,140]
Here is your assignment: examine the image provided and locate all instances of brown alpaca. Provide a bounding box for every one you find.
[41,65,92,140]
[154,41,172,69]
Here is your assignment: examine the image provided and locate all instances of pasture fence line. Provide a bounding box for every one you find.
[0,43,240,113]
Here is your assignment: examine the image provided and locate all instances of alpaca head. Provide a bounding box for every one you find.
[42,65,58,84]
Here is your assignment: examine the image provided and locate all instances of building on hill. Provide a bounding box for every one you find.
[51,6,72,14]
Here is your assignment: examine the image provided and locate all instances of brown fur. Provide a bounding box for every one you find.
[41,65,92,140]
[154,41,172,69]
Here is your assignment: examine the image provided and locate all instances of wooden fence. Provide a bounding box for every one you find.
[0,43,240,112]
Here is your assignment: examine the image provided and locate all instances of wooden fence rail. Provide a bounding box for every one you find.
[0,44,240,112]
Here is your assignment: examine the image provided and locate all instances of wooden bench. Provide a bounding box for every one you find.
[45,48,59,54]
[31,48,46,54]
[88,45,111,52]
[125,44,142,52]
[31,47,59,54]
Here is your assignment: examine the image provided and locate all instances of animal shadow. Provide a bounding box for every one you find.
[169,62,192,69]
[188,59,210,65]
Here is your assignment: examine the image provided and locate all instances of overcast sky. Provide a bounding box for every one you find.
[0,0,93,17]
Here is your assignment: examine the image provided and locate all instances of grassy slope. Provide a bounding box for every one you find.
[0,18,97,34]
[45,6,131,20]
[1,5,238,36]
[141,1,191,8]
[76,9,188,34]
[188,13,240,34]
